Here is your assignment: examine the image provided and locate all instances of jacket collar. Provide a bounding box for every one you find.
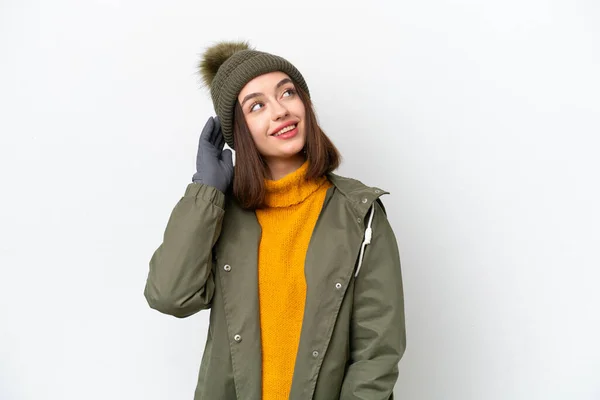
[326,172,389,218]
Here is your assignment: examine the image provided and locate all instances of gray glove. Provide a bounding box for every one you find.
[192,116,234,194]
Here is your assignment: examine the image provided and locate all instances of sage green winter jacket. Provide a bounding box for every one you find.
[144,172,406,400]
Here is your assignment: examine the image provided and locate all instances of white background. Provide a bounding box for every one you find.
[1,0,599,399]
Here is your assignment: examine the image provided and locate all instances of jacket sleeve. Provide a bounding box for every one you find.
[340,200,406,399]
[144,183,225,318]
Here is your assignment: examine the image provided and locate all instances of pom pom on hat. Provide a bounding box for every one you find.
[198,40,254,90]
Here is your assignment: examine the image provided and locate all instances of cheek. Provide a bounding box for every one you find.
[294,102,306,121]
[246,118,268,144]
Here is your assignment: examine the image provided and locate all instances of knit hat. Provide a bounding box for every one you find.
[198,41,310,149]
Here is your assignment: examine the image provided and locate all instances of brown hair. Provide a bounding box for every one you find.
[232,83,341,210]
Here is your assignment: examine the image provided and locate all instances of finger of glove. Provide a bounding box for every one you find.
[215,129,225,152]
[213,117,225,150]
[221,148,233,167]
[200,117,215,144]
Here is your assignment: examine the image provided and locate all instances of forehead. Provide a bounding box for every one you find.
[238,71,292,99]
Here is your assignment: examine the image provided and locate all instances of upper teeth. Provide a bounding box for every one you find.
[274,124,296,136]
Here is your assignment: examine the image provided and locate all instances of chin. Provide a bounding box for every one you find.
[278,139,305,157]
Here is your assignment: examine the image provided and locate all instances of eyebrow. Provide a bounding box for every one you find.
[240,78,294,108]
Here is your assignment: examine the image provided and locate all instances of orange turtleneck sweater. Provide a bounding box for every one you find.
[255,161,332,400]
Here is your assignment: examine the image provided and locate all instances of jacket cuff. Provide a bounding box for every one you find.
[184,183,226,209]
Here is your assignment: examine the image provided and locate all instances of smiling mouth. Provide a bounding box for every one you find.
[271,124,297,137]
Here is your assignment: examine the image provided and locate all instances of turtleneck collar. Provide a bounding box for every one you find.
[263,160,328,208]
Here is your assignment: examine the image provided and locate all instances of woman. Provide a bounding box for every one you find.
[144,41,406,400]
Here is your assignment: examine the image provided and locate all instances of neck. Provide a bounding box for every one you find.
[264,154,306,180]
[263,159,328,208]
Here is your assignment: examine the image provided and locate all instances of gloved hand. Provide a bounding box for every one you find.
[192,116,234,194]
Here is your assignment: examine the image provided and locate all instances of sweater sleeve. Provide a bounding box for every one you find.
[144,183,225,318]
[339,200,407,399]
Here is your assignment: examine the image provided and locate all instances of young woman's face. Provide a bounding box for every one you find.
[237,71,306,161]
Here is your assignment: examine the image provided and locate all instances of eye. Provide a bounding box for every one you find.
[249,102,263,112]
[282,88,296,98]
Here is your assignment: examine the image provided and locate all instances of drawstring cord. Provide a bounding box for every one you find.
[355,205,375,278]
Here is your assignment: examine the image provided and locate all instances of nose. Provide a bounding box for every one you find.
[270,99,289,120]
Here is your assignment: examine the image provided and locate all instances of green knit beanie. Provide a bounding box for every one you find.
[198,41,310,149]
